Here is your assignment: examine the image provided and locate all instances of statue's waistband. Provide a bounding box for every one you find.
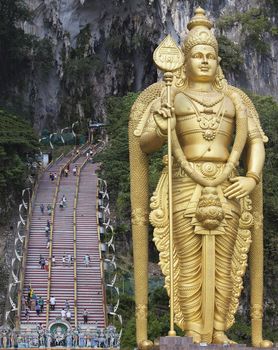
[170,161,235,179]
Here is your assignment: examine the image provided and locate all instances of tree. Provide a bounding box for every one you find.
[0,109,39,221]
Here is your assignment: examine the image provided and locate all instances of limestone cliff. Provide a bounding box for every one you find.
[21,0,278,130]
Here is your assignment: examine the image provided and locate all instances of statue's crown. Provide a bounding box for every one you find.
[183,7,218,56]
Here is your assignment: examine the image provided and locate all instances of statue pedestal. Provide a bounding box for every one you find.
[158,336,278,350]
[159,336,193,350]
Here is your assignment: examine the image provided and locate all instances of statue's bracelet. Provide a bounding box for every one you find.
[246,171,260,184]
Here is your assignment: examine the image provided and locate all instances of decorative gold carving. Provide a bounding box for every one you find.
[196,187,224,229]
[251,304,263,320]
[153,35,184,72]
[184,90,224,107]
[131,208,149,226]
[183,8,218,56]
[253,211,263,230]
[136,304,148,320]
[225,195,253,329]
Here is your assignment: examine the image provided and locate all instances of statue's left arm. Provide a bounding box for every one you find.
[245,115,265,180]
[224,106,265,199]
[225,92,272,348]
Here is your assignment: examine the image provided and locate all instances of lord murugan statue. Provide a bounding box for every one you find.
[129,7,272,349]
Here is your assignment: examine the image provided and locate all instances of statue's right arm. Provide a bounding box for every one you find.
[139,99,167,154]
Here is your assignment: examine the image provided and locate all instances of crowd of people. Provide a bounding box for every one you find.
[24,287,45,320]
[38,253,90,269]
[24,288,91,326]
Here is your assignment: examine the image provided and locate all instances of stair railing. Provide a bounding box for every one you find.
[96,186,108,327]
[73,155,88,327]
[15,180,39,329]
[46,165,63,324]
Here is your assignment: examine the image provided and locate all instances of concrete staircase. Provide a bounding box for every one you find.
[76,161,106,327]
[20,150,106,329]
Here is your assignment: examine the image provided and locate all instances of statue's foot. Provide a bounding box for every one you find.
[254,339,273,348]
[138,339,154,350]
[212,331,237,345]
[186,330,201,343]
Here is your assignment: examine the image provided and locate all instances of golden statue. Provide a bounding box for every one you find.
[129,7,272,348]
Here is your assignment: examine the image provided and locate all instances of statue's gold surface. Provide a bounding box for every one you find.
[129,7,272,347]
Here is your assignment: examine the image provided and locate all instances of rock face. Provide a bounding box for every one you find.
[22,0,277,129]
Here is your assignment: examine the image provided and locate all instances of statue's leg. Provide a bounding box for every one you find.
[213,211,239,344]
[174,211,202,342]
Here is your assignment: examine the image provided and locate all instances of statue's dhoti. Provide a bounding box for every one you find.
[150,161,253,342]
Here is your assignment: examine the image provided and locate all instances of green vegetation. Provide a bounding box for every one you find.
[95,93,165,224]
[217,35,243,76]
[216,8,274,55]
[60,25,104,128]
[0,0,56,117]
[0,109,39,222]
[0,0,31,91]
[32,37,54,76]
[95,93,136,221]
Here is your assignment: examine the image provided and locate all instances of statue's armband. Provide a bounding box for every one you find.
[247,112,264,145]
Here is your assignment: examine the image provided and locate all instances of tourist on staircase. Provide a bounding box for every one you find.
[59,199,64,209]
[52,255,56,265]
[83,254,90,267]
[50,296,56,310]
[45,224,50,236]
[64,299,70,310]
[40,203,45,215]
[66,309,71,322]
[35,303,41,316]
[61,308,66,320]
[67,254,72,267]
[47,204,52,216]
[39,255,45,269]
[25,307,30,321]
[62,194,67,207]
[83,309,88,324]
[38,296,44,313]
[45,258,49,271]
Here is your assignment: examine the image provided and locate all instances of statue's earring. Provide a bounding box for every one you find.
[175,65,188,88]
[213,56,227,91]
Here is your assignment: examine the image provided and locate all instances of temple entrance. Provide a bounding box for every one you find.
[48,320,71,347]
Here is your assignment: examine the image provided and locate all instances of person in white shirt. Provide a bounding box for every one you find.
[50,296,56,310]
[66,309,71,322]
[67,254,72,267]
[61,308,66,320]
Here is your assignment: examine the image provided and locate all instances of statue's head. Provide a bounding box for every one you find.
[182,8,219,83]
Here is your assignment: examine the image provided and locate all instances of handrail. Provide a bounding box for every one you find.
[16,174,41,330]
[73,156,88,327]
[96,185,108,327]
[46,165,63,324]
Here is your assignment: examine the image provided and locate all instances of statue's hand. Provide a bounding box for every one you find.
[223,176,256,199]
[153,103,176,134]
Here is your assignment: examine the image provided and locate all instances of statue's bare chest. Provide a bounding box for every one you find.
[174,91,236,141]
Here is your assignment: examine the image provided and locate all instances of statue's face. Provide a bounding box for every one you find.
[186,44,217,83]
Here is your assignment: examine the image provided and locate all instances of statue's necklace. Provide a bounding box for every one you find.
[184,90,224,108]
[185,95,225,141]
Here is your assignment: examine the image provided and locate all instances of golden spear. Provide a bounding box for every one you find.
[153,35,184,336]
